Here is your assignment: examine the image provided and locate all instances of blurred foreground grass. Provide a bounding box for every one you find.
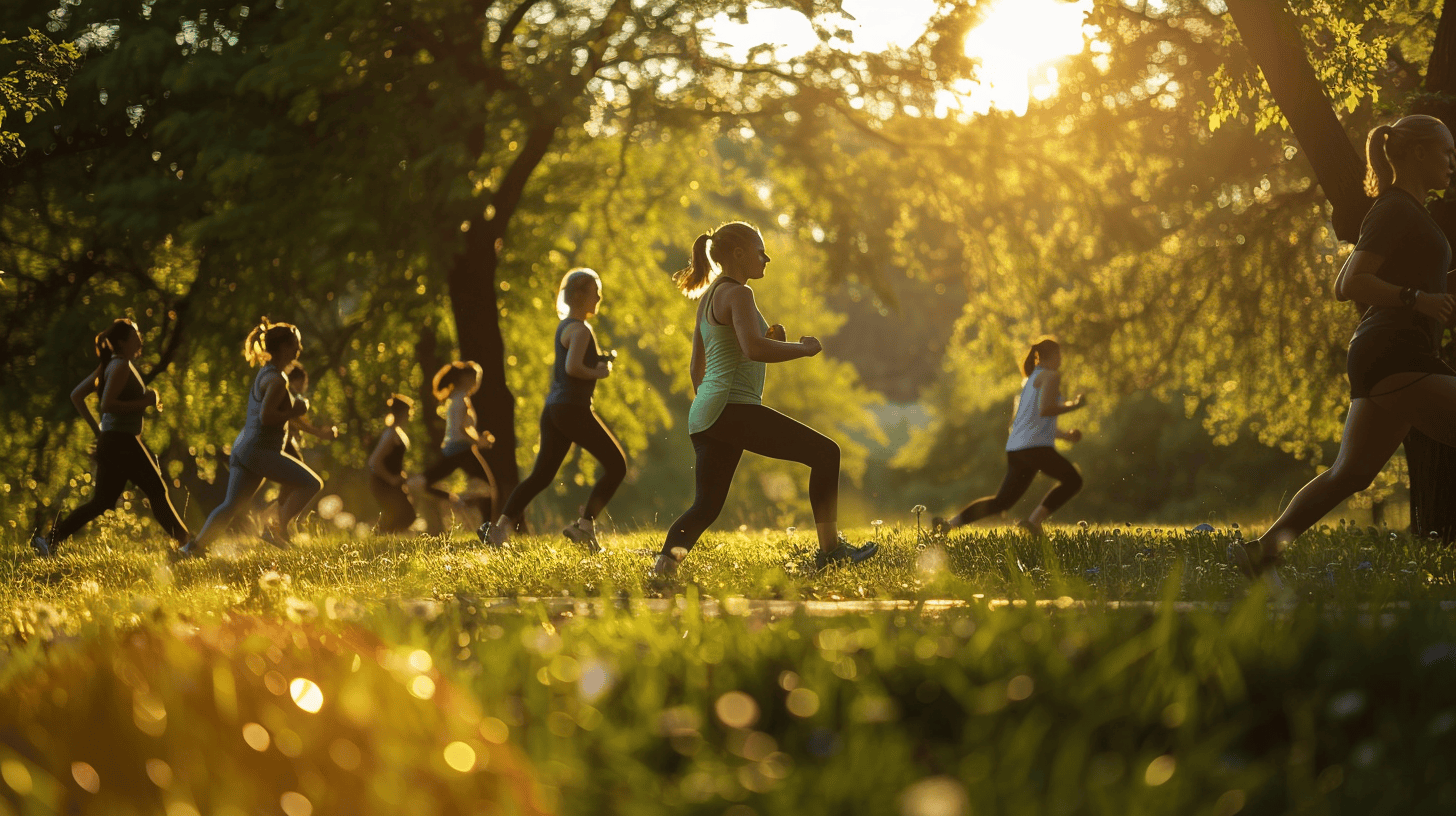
[3,521,1456,814]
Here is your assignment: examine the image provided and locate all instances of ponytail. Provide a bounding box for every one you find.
[93,318,138,387]
[1022,336,1060,377]
[385,393,414,426]
[673,221,763,299]
[243,317,301,367]
[432,360,483,400]
[673,233,715,298]
[94,319,136,366]
[1365,114,1452,197]
[1365,125,1396,197]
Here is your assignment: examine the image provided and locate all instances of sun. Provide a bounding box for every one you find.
[956,0,1092,117]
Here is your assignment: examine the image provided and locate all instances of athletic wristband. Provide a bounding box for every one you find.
[1400,287,1421,308]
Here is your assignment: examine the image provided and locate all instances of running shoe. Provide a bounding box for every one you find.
[931,516,951,536]
[1016,518,1045,538]
[813,536,880,572]
[30,535,51,558]
[563,521,602,555]
[1228,538,1283,580]
[260,523,291,550]
[478,520,510,549]
[171,540,207,561]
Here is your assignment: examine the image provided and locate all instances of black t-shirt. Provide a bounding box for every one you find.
[1351,188,1452,349]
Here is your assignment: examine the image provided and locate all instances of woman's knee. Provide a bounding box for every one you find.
[1062,470,1084,495]
[1325,465,1379,494]
[810,436,841,471]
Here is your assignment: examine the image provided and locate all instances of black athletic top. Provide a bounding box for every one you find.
[1351,188,1451,351]
[545,318,599,407]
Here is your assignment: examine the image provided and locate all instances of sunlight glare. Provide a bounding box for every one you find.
[953,0,1093,117]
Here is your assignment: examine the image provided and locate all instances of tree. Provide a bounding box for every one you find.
[0,28,79,160]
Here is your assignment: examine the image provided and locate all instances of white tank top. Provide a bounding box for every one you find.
[1006,368,1057,451]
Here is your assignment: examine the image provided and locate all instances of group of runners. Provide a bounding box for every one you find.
[29,113,1456,581]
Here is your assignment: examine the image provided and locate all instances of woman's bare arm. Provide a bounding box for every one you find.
[70,366,103,434]
[564,323,611,380]
[259,373,305,426]
[725,287,820,363]
[1037,371,1085,417]
[98,360,157,415]
[690,302,708,391]
[1340,249,1456,323]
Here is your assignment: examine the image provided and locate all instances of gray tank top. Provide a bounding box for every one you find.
[232,364,288,455]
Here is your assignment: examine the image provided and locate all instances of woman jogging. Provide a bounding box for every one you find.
[177,320,323,556]
[481,268,626,553]
[654,222,878,576]
[932,337,1086,538]
[32,319,189,556]
[1234,114,1456,578]
[262,364,338,525]
[368,394,419,533]
[419,361,497,526]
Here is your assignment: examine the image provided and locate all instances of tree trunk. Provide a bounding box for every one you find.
[1224,0,1371,241]
[448,220,520,516]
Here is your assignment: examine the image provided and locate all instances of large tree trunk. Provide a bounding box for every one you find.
[449,220,520,517]
[1224,0,1371,241]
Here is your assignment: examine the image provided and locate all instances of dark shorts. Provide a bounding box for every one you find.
[1347,327,1455,399]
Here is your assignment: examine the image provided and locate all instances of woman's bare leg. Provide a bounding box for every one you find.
[1371,373,1456,446]
[1259,398,1408,557]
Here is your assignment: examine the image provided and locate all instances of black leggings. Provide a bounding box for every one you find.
[422,446,498,519]
[951,446,1082,526]
[52,432,190,545]
[499,403,627,521]
[370,477,417,533]
[661,403,839,556]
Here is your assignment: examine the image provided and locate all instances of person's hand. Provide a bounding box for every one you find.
[1067,429,1083,443]
[326,424,340,441]
[1417,292,1456,324]
[766,324,787,342]
[477,431,496,450]
[1071,393,1086,409]
[799,336,822,356]
[596,360,613,377]
[295,396,311,415]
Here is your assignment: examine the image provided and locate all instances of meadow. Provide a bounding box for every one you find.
[2,521,1456,815]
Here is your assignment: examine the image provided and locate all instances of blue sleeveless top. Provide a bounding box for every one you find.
[545,318,599,407]
[232,364,288,458]
[1006,368,1057,452]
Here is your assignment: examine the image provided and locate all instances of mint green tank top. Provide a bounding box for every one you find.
[687,281,767,434]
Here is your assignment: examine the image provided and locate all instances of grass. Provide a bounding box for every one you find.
[3,520,1456,814]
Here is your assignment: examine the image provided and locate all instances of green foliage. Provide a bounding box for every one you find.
[0,28,78,160]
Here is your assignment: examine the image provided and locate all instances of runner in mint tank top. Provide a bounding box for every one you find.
[932,337,1086,538]
[481,268,627,553]
[654,221,879,576]
[32,319,190,557]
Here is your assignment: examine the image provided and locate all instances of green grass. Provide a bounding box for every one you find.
[4,521,1456,815]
